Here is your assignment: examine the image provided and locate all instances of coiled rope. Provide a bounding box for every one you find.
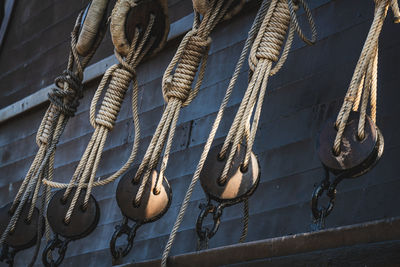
[131,0,236,212]
[43,14,156,225]
[333,0,399,156]
[161,0,316,265]
[0,10,106,266]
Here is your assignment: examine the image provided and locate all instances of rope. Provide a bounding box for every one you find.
[161,0,316,265]
[132,0,233,213]
[0,10,106,261]
[43,15,156,225]
[333,0,393,155]
[161,0,269,264]
[239,199,249,243]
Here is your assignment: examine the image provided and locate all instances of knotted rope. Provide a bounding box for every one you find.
[43,14,156,225]
[333,0,399,155]
[0,10,106,266]
[161,0,316,264]
[132,0,235,212]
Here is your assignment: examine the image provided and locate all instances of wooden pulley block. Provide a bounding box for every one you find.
[76,0,110,56]
[192,0,245,20]
[110,0,169,57]
[46,188,100,240]
[0,202,43,251]
[200,143,260,204]
[317,111,384,178]
[116,167,172,223]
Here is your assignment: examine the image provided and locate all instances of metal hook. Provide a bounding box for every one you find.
[110,218,142,260]
[42,234,70,267]
[311,168,344,230]
[196,200,224,250]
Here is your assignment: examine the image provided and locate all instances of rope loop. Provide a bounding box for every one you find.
[288,0,317,45]
[48,70,83,117]
[162,32,211,105]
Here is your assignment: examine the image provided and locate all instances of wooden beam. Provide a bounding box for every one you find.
[121,217,400,267]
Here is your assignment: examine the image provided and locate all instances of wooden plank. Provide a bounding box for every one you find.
[120,217,400,267]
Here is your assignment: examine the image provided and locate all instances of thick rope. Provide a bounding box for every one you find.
[333,0,393,155]
[161,0,270,265]
[43,15,156,225]
[132,0,233,212]
[0,10,106,259]
[220,0,291,185]
[162,0,316,265]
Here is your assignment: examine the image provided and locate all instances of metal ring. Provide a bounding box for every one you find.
[196,202,223,242]
[109,220,141,259]
[42,235,69,267]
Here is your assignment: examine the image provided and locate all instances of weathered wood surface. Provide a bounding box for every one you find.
[121,217,400,267]
[1,0,400,266]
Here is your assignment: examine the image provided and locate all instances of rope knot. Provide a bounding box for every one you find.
[49,70,83,117]
[249,0,291,69]
[115,50,137,75]
[94,66,134,130]
[163,33,211,105]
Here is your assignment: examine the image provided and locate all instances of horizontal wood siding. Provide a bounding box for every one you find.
[1,0,400,266]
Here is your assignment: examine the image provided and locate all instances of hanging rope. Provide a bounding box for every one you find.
[333,0,397,156]
[161,0,316,264]
[43,14,156,226]
[131,0,237,210]
[0,8,106,266]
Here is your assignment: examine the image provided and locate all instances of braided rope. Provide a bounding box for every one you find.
[333,0,392,155]
[0,10,106,258]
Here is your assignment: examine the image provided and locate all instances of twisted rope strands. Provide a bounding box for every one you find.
[1,8,108,267]
[43,15,156,225]
[0,10,106,262]
[219,0,290,186]
[333,0,390,155]
[239,199,249,243]
[133,0,231,210]
[161,1,271,265]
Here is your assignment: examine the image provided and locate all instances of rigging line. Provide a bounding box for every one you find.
[160,0,271,265]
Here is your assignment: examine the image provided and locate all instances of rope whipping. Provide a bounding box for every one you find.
[161,0,316,264]
[333,0,399,156]
[0,8,106,266]
[42,14,157,228]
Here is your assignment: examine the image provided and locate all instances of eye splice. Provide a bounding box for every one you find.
[0,1,109,266]
[161,0,316,263]
[40,0,169,266]
[311,0,399,231]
